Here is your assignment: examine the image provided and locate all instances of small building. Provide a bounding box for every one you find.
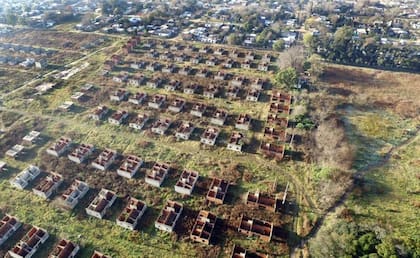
[175,121,195,140]
[60,180,89,209]
[201,127,220,146]
[246,191,278,212]
[85,189,117,219]
[108,110,129,125]
[90,106,109,120]
[49,239,80,258]
[145,162,170,187]
[91,251,111,258]
[269,103,290,115]
[58,101,74,112]
[264,127,286,142]
[22,130,41,145]
[33,172,63,199]
[184,83,199,95]
[117,155,143,178]
[10,165,40,190]
[231,245,269,258]
[211,109,228,126]
[110,89,129,102]
[0,214,21,246]
[246,88,260,102]
[206,178,229,205]
[165,80,182,91]
[68,143,94,164]
[227,132,244,152]
[235,114,251,130]
[271,91,292,105]
[47,137,72,157]
[190,210,217,245]
[128,92,147,105]
[168,98,186,113]
[151,118,172,135]
[226,86,240,98]
[148,94,166,109]
[91,149,117,171]
[251,78,265,90]
[70,92,85,102]
[174,170,199,195]
[155,200,183,232]
[8,226,49,258]
[238,215,273,242]
[129,113,149,130]
[116,197,147,230]
[260,142,284,160]
[267,114,288,128]
[6,144,25,159]
[190,102,207,118]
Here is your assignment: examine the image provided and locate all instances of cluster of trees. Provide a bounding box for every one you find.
[305,26,420,72]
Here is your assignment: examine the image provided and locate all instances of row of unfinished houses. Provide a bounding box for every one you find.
[0,214,110,258]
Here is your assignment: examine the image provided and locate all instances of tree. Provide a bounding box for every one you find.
[277,45,306,72]
[5,12,17,26]
[274,67,299,89]
[226,33,243,45]
[273,39,285,51]
[307,54,325,79]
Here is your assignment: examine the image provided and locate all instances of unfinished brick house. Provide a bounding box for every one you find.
[109,89,129,102]
[175,121,195,140]
[10,165,40,190]
[146,77,163,88]
[190,102,207,117]
[258,62,269,72]
[266,114,288,128]
[128,92,147,105]
[89,106,109,120]
[33,172,63,199]
[0,214,21,246]
[117,155,143,178]
[214,71,228,81]
[269,103,290,116]
[129,61,147,70]
[271,91,292,105]
[91,251,110,258]
[260,142,285,160]
[245,51,255,61]
[46,137,72,157]
[184,83,199,95]
[211,109,228,126]
[246,191,278,212]
[238,215,273,242]
[168,98,186,113]
[231,245,269,258]
[151,118,172,135]
[246,88,261,102]
[129,113,149,130]
[251,78,265,90]
[165,80,182,91]
[229,49,240,58]
[178,66,193,76]
[174,53,189,62]
[22,130,41,145]
[155,200,183,232]
[206,57,219,66]
[226,86,240,98]
[230,76,245,87]
[206,178,230,205]
[145,162,170,187]
[8,226,49,258]
[241,60,252,69]
[162,64,176,74]
[235,114,252,130]
[49,239,79,258]
[116,197,147,230]
[199,46,212,54]
[60,180,89,209]
[190,55,203,64]
[214,47,227,56]
[227,132,244,152]
[203,85,221,99]
[108,110,129,125]
[86,189,117,219]
[190,210,217,245]
[174,170,199,195]
[68,143,94,164]
[223,59,235,69]
[128,74,147,86]
[201,127,220,146]
[196,68,211,78]
[159,51,173,61]
[262,53,272,63]
[264,127,287,142]
[145,62,160,72]
[112,73,128,83]
[91,149,117,171]
[148,94,166,109]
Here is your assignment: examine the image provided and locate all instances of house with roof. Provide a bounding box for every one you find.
[145,162,170,187]
[175,170,199,195]
[68,143,94,164]
[168,98,186,113]
[128,92,147,105]
[151,118,172,135]
[155,200,183,232]
[0,214,21,246]
[108,110,129,125]
[110,89,129,102]
[211,109,228,126]
[8,226,49,258]
[33,172,63,199]
[238,215,273,242]
[246,191,278,212]
[90,106,109,121]
[117,155,143,178]
[201,127,220,146]
[86,189,117,219]
[10,165,40,190]
[6,144,25,159]
[260,142,284,160]
[116,197,147,230]
[91,149,117,171]
[148,94,166,109]
[129,113,149,131]
[60,180,89,209]
[49,239,79,258]
[22,130,41,145]
[206,178,229,205]
[190,210,217,245]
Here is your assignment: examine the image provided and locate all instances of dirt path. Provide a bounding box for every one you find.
[291,128,419,257]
